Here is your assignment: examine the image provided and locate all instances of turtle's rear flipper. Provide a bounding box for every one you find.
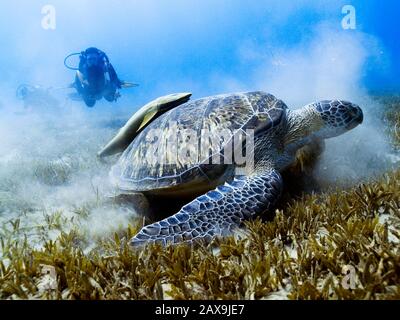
[130,170,283,247]
[107,193,150,217]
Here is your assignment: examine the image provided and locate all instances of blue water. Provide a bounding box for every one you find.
[0,0,398,107]
[355,1,400,91]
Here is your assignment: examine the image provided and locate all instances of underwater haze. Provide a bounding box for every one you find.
[0,0,399,99]
[0,1,399,251]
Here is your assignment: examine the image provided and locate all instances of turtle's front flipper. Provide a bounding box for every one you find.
[130,170,283,247]
[292,138,325,173]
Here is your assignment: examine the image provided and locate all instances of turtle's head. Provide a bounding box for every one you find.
[308,100,363,139]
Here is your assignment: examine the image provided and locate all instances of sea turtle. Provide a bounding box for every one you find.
[104,91,363,246]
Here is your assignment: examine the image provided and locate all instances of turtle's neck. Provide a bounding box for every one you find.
[284,106,320,153]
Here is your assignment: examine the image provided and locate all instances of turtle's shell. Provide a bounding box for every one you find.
[111,91,287,194]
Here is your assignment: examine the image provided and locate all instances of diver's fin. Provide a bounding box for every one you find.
[97,92,192,158]
[49,84,75,91]
[67,92,82,101]
[120,81,139,89]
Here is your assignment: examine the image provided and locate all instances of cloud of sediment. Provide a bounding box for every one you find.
[213,20,395,184]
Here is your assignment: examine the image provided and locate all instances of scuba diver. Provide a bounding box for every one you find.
[65,48,137,108]
[16,84,60,110]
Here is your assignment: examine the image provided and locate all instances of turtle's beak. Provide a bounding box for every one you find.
[346,105,363,130]
[356,107,364,124]
[353,105,363,124]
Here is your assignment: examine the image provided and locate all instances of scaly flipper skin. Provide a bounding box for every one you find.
[130,170,283,247]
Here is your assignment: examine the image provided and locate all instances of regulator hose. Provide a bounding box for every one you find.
[64,52,81,70]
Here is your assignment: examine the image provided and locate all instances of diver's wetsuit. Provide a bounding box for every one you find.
[75,48,122,107]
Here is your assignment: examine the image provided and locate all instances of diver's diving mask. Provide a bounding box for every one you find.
[86,54,99,68]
